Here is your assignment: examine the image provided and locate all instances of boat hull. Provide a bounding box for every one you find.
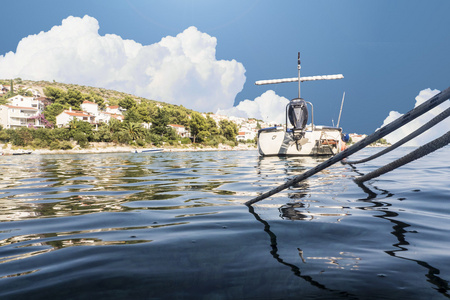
[257,126,343,156]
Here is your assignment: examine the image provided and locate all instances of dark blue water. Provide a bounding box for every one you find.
[0,147,449,299]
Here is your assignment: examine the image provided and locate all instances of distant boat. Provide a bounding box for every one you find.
[131,148,164,154]
[256,53,349,156]
[1,150,33,156]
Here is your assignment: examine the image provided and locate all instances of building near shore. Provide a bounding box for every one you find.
[0,95,46,128]
[56,108,96,127]
[168,124,190,138]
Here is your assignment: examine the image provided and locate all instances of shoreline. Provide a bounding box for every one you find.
[0,142,258,155]
[1,142,389,156]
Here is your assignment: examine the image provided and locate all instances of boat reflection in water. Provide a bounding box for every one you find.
[251,153,449,298]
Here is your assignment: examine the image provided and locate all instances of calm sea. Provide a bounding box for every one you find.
[0,147,449,299]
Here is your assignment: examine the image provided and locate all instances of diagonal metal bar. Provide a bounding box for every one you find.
[245,86,450,206]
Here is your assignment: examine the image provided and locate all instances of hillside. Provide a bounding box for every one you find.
[0,78,251,151]
[1,78,172,108]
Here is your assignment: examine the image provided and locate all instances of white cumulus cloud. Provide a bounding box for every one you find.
[379,88,450,146]
[217,90,289,124]
[0,15,246,113]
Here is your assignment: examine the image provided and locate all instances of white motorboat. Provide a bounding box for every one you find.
[257,53,348,156]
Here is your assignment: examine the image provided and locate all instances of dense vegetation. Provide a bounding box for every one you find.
[0,79,244,149]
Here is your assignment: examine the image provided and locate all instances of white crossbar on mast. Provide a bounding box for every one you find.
[255,74,344,86]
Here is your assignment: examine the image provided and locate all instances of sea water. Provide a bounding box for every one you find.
[0,147,449,299]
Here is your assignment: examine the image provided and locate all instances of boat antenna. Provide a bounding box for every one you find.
[337,91,345,127]
[297,52,301,98]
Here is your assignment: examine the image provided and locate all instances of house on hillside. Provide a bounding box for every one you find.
[81,100,99,116]
[236,129,256,141]
[7,95,45,112]
[1,85,9,95]
[98,112,124,124]
[349,133,367,144]
[24,88,40,97]
[106,105,122,115]
[56,108,96,127]
[107,113,125,122]
[168,124,190,138]
[0,105,41,128]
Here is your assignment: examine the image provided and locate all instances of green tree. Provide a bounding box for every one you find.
[166,106,190,126]
[17,87,32,96]
[0,127,9,142]
[121,122,144,141]
[136,101,155,124]
[44,103,65,124]
[65,89,84,109]
[7,127,33,146]
[73,131,89,148]
[189,112,207,143]
[124,107,142,123]
[150,107,170,136]
[205,115,219,136]
[107,97,120,106]
[44,86,66,102]
[119,96,137,110]
[107,118,122,134]
[219,120,238,141]
[93,124,113,142]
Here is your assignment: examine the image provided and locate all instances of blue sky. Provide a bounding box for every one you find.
[1,0,449,134]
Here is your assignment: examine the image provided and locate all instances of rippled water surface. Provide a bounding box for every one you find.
[0,148,449,299]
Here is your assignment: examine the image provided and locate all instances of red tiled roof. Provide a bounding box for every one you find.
[82,100,97,105]
[63,110,92,117]
[168,124,184,128]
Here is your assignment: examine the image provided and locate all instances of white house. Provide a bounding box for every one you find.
[99,112,125,124]
[0,105,40,128]
[168,124,190,138]
[349,133,367,144]
[7,95,44,112]
[236,128,257,141]
[56,108,96,127]
[81,101,99,116]
[106,105,122,115]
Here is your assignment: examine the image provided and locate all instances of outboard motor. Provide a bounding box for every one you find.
[288,98,308,150]
[288,98,308,130]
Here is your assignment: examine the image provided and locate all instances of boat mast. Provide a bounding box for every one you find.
[337,91,345,128]
[297,52,301,99]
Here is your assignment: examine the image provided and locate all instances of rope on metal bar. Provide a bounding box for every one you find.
[354,130,450,184]
[343,106,450,165]
[245,87,450,206]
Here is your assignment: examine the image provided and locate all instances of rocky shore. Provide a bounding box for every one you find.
[0,142,257,155]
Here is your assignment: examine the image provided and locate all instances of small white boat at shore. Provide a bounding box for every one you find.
[256,53,348,156]
[131,148,164,154]
[1,150,33,156]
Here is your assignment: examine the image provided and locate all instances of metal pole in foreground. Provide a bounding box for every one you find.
[354,130,450,184]
[245,86,450,206]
